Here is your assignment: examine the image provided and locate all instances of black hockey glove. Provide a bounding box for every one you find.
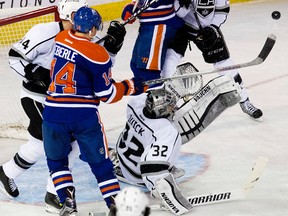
[121,77,148,96]
[179,0,191,8]
[24,63,50,89]
[104,21,126,54]
[195,25,221,50]
[131,77,148,95]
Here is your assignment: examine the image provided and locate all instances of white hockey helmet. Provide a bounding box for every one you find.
[58,0,88,23]
[144,86,177,119]
[115,187,150,216]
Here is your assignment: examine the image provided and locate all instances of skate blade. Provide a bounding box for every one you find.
[45,204,61,214]
[250,116,263,122]
[0,184,17,198]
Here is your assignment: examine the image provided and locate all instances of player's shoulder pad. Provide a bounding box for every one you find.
[57,31,111,64]
[27,22,60,39]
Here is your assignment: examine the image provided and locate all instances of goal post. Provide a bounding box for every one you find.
[0,6,59,140]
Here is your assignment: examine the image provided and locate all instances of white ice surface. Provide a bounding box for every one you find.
[0,0,288,215]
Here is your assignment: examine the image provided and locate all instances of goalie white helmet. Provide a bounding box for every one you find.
[58,0,88,23]
[144,87,177,119]
[115,187,150,216]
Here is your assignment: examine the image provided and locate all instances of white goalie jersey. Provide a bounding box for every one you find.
[116,93,182,191]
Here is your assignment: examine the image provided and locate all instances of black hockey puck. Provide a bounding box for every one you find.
[271,11,281,20]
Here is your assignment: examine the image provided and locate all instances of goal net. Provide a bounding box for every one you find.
[0,6,59,140]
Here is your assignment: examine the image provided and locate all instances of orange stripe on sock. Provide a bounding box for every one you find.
[100,184,120,193]
[53,176,73,185]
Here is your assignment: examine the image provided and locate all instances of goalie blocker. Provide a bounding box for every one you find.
[173,75,241,144]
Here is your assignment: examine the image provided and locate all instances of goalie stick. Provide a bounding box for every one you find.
[96,0,160,44]
[144,34,276,86]
[150,156,269,211]
[88,156,268,216]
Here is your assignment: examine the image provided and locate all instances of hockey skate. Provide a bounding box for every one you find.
[60,187,77,216]
[0,166,19,197]
[45,191,62,213]
[60,197,77,216]
[108,204,116,216]
[240,98,263,121]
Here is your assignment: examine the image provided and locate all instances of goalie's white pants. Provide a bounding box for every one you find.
[161,49,182,78]
[215,58,248,102]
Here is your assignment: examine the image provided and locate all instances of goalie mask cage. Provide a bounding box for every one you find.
[0,6,60,140]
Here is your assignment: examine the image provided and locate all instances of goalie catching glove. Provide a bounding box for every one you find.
[104,21,126,54]
[24,63,50,89]
[195,24,222,50]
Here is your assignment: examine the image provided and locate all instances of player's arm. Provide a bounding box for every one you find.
[211,0,230,27]
[194,0,230,50]
[9,48,50,89]
[174,0,191,18]
[8,24,51,89]
[93,63,148,103]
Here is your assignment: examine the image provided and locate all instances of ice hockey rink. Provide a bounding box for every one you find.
[0,0,288,215]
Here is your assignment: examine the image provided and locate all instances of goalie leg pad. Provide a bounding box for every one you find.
[155,173,193,215]
[173,75,241,144]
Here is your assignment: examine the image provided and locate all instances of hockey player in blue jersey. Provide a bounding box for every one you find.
[121,0,184,81]
[1,0,88,213]
[42,6,147,216]
[1,0,128,213]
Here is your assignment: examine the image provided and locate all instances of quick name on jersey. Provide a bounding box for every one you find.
[128,115,145,136]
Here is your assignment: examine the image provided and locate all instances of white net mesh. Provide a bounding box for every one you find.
[0,7,57,139]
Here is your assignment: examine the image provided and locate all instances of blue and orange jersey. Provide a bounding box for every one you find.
[44,30,127,123]
[138,0,183,27]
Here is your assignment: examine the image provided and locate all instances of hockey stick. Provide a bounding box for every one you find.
[88,156,268,215]
[143,34,276,86]
[149,156,269,211]
[96,0,160,44]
